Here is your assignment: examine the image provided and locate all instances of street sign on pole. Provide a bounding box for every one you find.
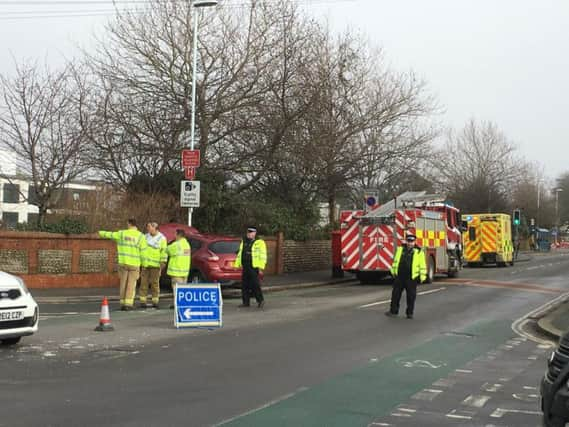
[182,149,201,168]
[180,180,200,208]
[184,167,196,180]
[174,283,222,328]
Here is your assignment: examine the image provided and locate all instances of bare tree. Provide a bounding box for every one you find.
[432,119,525,213]
[296,30,437,223]
[0,61,89,227]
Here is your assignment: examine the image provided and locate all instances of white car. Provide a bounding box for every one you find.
[0,271,39,346]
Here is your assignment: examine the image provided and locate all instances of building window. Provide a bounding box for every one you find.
[2,212,19,229]
[28,186,40,206]
[27,213,39,225]
[3,183,20,203]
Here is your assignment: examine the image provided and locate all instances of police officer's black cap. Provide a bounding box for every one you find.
[406,234,416,241]
[247,226,257,233]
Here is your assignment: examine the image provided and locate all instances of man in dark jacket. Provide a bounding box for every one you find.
[385,234,427,319]
[234,226,267,308]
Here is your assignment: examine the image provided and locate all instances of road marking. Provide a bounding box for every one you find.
[481,383,503,392]
[442,278,563,294]
[511,291,569,345]
[215,386,309,426]
[397,408,416,413]
[359,287,445,308]
[462,394,491,408]
[455,369,473,373]
[397,358,446,369]
[412,388,443,401]
[490,408,541,418]
[446,409,475,420]
[391,412,412,417]
[513,393,539,402]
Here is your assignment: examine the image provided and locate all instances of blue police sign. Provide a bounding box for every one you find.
[174,283,223,328]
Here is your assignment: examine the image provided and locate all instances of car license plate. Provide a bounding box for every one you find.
[0,310,24,321]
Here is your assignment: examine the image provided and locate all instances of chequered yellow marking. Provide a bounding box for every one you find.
[416,229,424,239]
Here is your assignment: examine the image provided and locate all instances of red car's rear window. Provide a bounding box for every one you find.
[209,240,240,255]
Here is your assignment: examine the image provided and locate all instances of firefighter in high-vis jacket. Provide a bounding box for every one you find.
[139,222,167,309]
[167,229,191,308]
[385,233,427,319]
[234,226,267,308]
[99,218,147,311]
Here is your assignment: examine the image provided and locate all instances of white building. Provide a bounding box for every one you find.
[0,149,97,228]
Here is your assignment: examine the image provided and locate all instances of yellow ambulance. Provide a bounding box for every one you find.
[461,213,514,267]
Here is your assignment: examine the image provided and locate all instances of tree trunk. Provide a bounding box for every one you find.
[328,192,336,227]
[37,206,48,229]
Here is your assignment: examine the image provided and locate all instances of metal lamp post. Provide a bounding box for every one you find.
[552,187,564,246]
[187,0,218,226]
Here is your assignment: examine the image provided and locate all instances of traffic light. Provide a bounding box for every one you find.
[513,209,521,226]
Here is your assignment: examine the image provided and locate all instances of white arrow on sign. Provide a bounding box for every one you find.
[182,308,215,319]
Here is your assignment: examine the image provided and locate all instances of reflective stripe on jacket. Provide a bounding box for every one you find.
[167,238,191,278]
[99,228,146,268]
[234,239,267,270]
[141,232,167,268]
[390,246,427,282]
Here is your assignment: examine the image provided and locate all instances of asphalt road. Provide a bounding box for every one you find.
[1,251,568,427]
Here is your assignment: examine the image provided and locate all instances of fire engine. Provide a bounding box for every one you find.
[340,191,463,284]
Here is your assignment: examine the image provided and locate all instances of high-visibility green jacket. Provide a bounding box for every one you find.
[390,246,427,282]
[99,228,147,268]
[234,239,267,270]
[141,232,167,268]
[167,238,191,278]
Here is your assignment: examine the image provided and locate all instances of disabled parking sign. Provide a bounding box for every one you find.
[174,283,223,328]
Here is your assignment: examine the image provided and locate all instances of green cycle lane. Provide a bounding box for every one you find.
[220,319,515,427]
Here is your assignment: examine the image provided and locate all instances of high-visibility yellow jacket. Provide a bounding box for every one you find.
[234,239,267,270]
[141,232,167,268]
[390,246,427,282]
[99,228,147,268]
[167,238,191,278]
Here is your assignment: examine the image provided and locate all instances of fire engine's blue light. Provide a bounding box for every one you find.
[366,197,376,207]
[466,215,473,221]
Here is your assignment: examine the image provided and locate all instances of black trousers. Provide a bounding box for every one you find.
[241,266,264,305]
[389,277,418,316]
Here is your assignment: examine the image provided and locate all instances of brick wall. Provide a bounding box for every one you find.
[283,240,331,273]
[0,231,117,288]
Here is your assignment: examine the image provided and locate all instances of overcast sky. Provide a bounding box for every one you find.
[1,0,568,183]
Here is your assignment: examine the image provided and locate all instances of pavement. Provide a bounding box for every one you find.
[529,249,569,340]
[32,269,358,303]
[537,299,569,340]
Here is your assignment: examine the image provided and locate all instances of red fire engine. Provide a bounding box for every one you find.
[340,192,462,284]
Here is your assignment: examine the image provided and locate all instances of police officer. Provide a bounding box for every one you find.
[99,218,147,311]
[167,229,191,309]
[139,222,167,309]
[385,233,427,319]
[234,226,267,308]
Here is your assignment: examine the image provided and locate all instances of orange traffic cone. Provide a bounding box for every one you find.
[94,296,114,332]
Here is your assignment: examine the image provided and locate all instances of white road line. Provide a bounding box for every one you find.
[511,291,569,345]
[462,394,491,408]
[397,408,416,413]
[215,387,308,426]
[359,287,446,308]
[490,408,541,418]
[446,409,475,420]
[455,369,473,374]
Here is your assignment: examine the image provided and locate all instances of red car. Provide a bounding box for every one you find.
[158,224,245,288]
